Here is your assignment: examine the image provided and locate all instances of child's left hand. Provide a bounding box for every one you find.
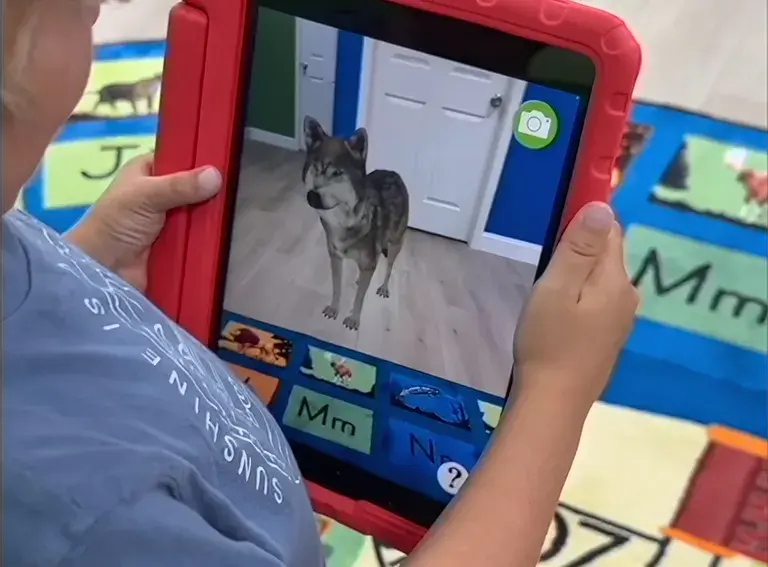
[66,154,221,292]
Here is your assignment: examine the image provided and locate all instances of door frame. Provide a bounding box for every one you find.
[294,18,338,150]
[245,18,316,151]
[292,22,302,150]
[355,38,528,257]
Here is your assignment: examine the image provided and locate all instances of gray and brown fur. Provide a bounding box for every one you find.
[89,73,163,115]
[302,116,409,330]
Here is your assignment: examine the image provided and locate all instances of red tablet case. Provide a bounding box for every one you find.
[148,0,641,553]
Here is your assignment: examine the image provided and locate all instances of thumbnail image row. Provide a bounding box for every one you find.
[219,319,503,434]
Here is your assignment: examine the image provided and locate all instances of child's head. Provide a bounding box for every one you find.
[2,0,101,211]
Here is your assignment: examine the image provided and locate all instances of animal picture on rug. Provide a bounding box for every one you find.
[724,148,768,224]
[611,122,654,195]
[89,72,163,115]
[68,42,165,123]
[302,115,410,331]
[651,135,768,230]
[659,139,691,191]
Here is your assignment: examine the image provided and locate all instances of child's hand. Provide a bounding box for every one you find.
[513,202,638,412]
[66,154,221,292]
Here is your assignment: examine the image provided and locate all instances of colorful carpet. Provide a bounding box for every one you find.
[17,38,768,567]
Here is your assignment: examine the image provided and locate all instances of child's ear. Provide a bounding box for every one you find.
[303,116,327,150]
[346,128,368,162]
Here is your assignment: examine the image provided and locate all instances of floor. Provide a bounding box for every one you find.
[93,0,768,129]
[576,0,768,128]
[94,0,178,43]
[223,142,534,397]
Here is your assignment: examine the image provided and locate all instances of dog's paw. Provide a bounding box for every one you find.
[343,315,360,330]
[376,285,390,298]
[322,305,339,320]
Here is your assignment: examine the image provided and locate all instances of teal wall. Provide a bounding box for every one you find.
[246,9,297,137]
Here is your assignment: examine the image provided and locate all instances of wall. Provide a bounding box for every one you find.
[331,36,584,247]
[333,32,365,137]
[246,8,296,137]
[484,86,583,244]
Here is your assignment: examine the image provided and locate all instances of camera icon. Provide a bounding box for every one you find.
[517,110,552,139]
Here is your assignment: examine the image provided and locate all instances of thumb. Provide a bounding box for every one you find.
[541,202,615,296]
[582,221,627,292]
[142,166,222,212]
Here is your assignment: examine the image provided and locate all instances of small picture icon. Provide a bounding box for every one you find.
[514,100,559,150]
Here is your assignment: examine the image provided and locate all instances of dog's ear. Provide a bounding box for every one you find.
[304,116,327,150]
[346,128,368,162]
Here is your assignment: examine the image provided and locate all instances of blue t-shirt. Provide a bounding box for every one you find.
[2,210,323,567]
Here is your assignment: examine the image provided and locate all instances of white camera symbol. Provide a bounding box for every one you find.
[518,110,552,139]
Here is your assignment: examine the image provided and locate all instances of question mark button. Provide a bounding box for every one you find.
[437,461,469,495]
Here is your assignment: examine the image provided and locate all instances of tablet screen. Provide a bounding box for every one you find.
[217,0,594,525]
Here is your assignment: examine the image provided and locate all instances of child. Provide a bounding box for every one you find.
[2,2,639,565]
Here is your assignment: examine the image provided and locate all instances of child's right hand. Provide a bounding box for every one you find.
[513,202,639,412]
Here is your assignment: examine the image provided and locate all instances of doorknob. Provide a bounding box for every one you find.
[301,62,308,75]
[489,94,503,109]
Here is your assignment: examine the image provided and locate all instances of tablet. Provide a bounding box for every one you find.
[149,0,640,550]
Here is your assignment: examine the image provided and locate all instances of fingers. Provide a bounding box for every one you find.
[583,221,640,309]
[119,153,154,177]
[541,202,615,297]
[581,222,624,289]
[142,166,222,212]
[110,153,222,212]
[605,222,629,281]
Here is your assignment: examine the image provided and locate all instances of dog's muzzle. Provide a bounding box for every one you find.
[307,190,329,210]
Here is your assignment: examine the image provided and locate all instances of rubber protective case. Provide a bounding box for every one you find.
[147,0,641,552]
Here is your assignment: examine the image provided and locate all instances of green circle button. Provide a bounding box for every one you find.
[513,100,559,150]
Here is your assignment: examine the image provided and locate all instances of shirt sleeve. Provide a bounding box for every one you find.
[57,491,288,567]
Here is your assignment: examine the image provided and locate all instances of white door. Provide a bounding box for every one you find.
[363,41,512,241]
[298,19,338,136]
